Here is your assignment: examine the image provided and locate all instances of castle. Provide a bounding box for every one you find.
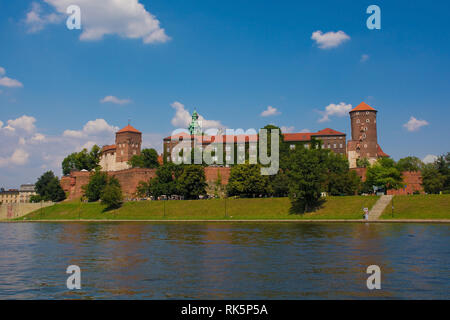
[62,102,403,200]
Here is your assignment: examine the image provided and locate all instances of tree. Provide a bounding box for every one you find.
[356,157,370,168]
[178,165,207,199]
[396,156,423,172]
[136,163,181,198]
[284,147,328,213]
[62,145,101,175]
[35,171,66,202]
[128,148,160,169]
[421,164,445,194]
[83,170,108,202]
[365,158,403,193]
[227,164,269,197]
[268,171,290,197]
[325,153,361,195]
[100,177,123,209]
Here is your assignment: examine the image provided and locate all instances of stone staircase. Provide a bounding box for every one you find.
[368,195,393,220]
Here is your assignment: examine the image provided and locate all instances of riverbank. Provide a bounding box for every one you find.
[19,196,380,221]
[10,194,450,222]
[380,194,450,219]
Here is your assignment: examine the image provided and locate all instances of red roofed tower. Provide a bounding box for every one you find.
[347,102,388,168]
[115,124,142,163]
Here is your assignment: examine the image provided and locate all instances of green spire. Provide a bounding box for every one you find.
[188,109,201,135]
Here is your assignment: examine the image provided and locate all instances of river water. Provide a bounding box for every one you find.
[0,222,448,299]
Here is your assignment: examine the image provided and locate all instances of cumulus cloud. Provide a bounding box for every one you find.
[63,119,118,138]
[318,102,352,122]
[261,106,280,117]
[0,149,30,167]
[0,67,23,88]
[24,2,62,33]
[403,116,429,132]
[2,115,36,133]
[30,0,170,44]
[422,154,438,164]
[311,30,350,49]
[360,54,370,62]
[100,95,132,105]
[170,101,224,129]
[281,126,295,133]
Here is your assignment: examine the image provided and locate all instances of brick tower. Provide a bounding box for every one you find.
[115,124,142,163]
[347,102,388,168]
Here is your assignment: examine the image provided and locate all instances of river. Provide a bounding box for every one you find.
[0,222,448,299]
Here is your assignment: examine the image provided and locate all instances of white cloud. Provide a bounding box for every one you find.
[422,154,438,164]
[0,120,3,128]
[360,54,370,62]
[100,95,132,105]
[25,2,62,33]
[31,133,46,143]
[261,106,280,117]
[318,102,352,122]
[0,77,24,88]
[3,115,36,133]
[0,148,30,167]
[0,67,23,88]
[37,0,170,44]
[63,119,118,138]
[170,101,224,129]
[403,116,429,132]
[311,30,350,49]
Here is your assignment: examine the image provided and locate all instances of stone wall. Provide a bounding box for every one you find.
[61,167,231,201]
[0,202,54,220]
[387,171,424,195]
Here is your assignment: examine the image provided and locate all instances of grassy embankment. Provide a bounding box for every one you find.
[22,196,380,220]
[380,194,450,219]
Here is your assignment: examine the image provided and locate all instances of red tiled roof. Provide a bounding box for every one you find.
[283,132,314,142]
[313,128,346,136]
[164,129,345,143]
[117,125,141,134]
[377,144,389,157]
[350,102,376,112]
[101,144,116,152]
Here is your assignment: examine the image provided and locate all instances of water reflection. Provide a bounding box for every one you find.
[0,222,448,299]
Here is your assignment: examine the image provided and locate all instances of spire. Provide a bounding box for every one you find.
[188,109,202,135]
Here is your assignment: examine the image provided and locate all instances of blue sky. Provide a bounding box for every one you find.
[1,0,450,188]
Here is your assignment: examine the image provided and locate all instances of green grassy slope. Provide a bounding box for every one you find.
[22,196,380,220]
[380,194,450,219]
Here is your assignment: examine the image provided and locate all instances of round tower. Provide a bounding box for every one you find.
[349,102,378,159]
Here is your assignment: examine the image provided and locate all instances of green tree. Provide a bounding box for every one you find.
[365,158,403,193]
[284,147,328,213]
[396,156,423,172]
[136,163,181,198]
[128,148,160,169]
[325,153,361,195]
[356,157,370,168]
[178,165,207,199]
[100,177,123,209]
[421,164,445,194]
[268,171,290,197]
[35,171,66,202]
[227,164,269,197]
[83,170,108,202]
[62,145,101,175]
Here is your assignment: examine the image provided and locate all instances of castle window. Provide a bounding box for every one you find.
[328,144,331,149]
[362,133,366,138]
[356,112,359,115]
[364,144,368,148]
[290,144,295,150]
[366,119,370,123]
[356,119,360,123]
[339,144,343,148]
[366,111,370,115]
